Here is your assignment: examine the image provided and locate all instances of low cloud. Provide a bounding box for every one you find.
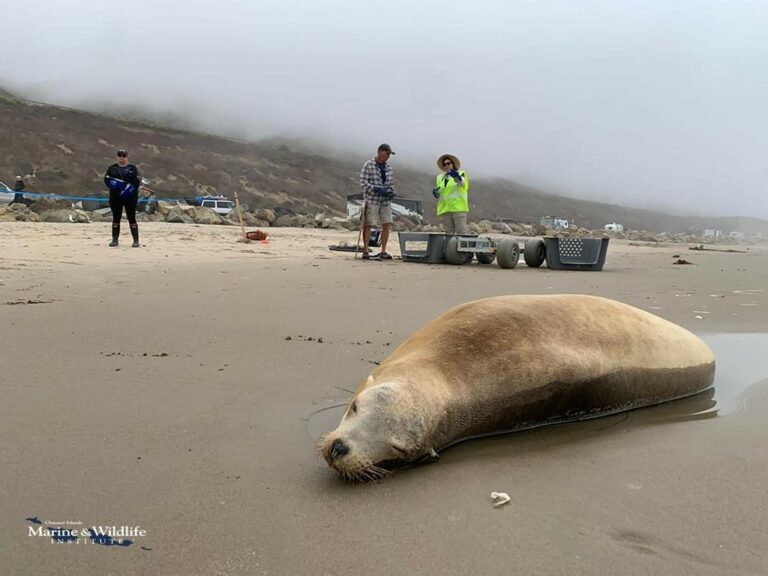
[3,0,767,218]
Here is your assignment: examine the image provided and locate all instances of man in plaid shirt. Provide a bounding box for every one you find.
[359,143,396,260]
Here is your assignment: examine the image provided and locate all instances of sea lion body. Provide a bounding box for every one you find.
[321,295,715,480]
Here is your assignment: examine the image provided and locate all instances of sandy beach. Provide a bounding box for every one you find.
[1,221,767,575]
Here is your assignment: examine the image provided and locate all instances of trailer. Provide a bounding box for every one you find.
[397,233,609,271]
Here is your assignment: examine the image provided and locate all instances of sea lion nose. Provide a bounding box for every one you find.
[330,438,350,462]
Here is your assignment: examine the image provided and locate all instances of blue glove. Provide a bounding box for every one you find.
[106,177,125,191]
[432,187,440,199]
[382,187,395,199]
[372,186,386,194]
[120,184,136,200]
[448,169,460,178]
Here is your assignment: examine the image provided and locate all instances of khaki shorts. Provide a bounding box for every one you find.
[364,203,393,227]
[441,212,468,235]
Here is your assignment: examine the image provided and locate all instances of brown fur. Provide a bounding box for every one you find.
[321,295,715,480]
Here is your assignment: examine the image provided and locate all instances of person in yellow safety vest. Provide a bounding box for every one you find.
[432,153,469,234]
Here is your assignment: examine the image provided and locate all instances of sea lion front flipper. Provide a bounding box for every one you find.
[411,448,440,465]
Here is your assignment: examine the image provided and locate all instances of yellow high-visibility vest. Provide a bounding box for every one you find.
[435,170,469,216]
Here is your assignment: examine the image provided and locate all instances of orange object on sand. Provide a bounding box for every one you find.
[246,230,268,241]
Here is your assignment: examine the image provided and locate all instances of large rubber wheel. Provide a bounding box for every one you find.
[476,252,496,265]
[496,239,520,269]
[524,239,546,268]
[445,236,473,265]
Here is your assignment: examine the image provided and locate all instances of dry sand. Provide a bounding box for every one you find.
[1,221,767,575]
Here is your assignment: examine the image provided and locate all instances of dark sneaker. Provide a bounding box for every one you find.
[377,252,393,260]
[132,241,140,248]
[109,239,118,247]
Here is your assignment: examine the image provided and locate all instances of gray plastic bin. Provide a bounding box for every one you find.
[398,232,449,263]
[398,232,481,264]
[543,237,609,271]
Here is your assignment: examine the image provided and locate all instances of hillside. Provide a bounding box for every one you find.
[1,89,766,235]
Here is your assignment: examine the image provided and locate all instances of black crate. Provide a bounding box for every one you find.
[543,237,609,271]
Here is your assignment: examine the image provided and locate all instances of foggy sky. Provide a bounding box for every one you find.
[3,0,767,219]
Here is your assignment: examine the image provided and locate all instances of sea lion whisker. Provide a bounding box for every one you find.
[364,469,380,482]
[354,472,367,483]
[371,465,391,478]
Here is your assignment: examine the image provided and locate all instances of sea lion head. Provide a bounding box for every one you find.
[320,378,427,482]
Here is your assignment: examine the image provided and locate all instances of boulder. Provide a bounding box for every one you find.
[242,212,260,227]
[38,209,90,223]
[273,206,295,219]
[6,206,38,222]
[274,214,303,227]
[335,217,358,231]
[322,216,357,231]
[492,222,513,234]
[29,197,73,213]
[393,215,418,231]
[0,205,33,222]
[166,206,195,224]
[158,201,195,217]
[474,222,497,235]
[475,219,495,234]
[156,201,174,216]
[391,220,411,232]
[254,208,276,224]
[81,196,108,211]
[192,207,224,225]
[91,207,113,222]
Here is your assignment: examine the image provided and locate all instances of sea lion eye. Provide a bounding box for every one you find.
[351,401,358,414]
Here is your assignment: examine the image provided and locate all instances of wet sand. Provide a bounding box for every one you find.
[1,222,767,575]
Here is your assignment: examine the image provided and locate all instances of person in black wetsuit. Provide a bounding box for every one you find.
[104,149,142,247]
[12,175,26,205]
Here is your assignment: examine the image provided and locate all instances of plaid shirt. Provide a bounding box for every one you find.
[360,158,395,206]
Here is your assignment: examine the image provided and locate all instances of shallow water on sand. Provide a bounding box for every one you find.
[701,333,768,415]
[306,333,768,442]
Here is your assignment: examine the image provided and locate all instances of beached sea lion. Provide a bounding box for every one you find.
[320,294,715,481]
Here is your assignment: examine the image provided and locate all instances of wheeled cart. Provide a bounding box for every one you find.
[397,233,609,271]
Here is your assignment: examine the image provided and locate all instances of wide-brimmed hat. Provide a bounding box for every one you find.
[437,154,460,171]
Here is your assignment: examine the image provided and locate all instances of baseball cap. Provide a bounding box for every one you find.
[378,143,395,155]
[116,149,128,157]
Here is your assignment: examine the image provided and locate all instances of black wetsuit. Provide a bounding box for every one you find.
[104,163,141,243]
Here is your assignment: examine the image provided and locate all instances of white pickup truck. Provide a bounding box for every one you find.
[183,194,235,215]
[0,181,16,203]
[198,195,235,215]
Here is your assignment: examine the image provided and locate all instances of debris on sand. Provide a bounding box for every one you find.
[491,492,511,508]
[689,245,747,253]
